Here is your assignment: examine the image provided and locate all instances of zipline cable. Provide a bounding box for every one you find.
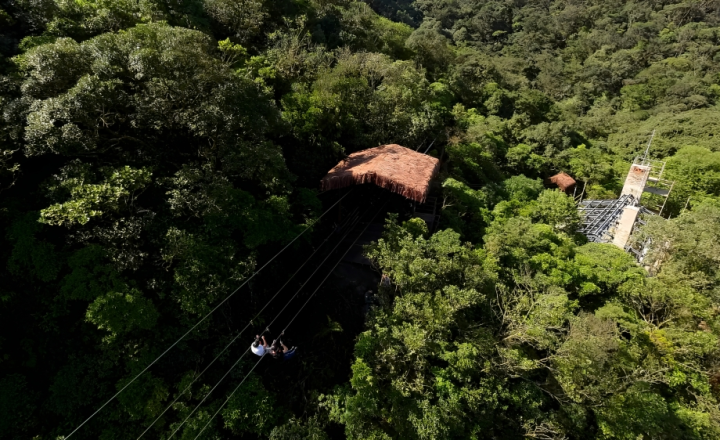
[196,353,266,437]
[281,199,388,333]
[191,352,265,440]
[260,202,376,331]
[192,198,389,440]
[167,212,365,439]
[64,190,352,439]
[136,208,360,439]
[423,138,437,155]
[166,213,363,439]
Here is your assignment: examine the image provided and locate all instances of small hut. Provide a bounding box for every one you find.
[547,172,577,195]
[320,144,440,203]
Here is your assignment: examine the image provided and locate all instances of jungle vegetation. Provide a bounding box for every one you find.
[1,0,720,439]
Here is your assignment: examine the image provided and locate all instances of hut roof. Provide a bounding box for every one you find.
[320,144,440,203]
[549,172,577,191]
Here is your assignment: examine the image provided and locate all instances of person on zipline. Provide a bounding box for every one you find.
[251,334,269,356]
[270,332,297,360]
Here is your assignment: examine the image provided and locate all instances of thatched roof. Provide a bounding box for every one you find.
[320,144,440,203]
[548,172,576,191]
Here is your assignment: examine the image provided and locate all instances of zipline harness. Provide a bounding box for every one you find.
[190,198,389,440]
[64,190,353,439]
[164,211,365,439]
[136,207,361,439]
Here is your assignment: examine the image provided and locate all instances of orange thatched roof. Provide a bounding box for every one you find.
[548,172,576,191]
[320,144,440,203]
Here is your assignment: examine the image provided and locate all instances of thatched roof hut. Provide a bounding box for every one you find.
[320,144,440,203]
[547,172,577,193]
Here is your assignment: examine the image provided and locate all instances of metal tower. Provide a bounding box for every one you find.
[577,130,673,250]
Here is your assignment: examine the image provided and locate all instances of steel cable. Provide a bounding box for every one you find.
[166,212,364,439]
[281,199,388,333]
[64,190,352,439]
[136,207,359,439]
[191,198,388,440]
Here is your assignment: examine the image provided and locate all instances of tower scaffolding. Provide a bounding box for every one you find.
[624,206,655,262]
[576,130,674,251]
[627,129,675,216]
[578,195,638,243]
[632,155,674,216]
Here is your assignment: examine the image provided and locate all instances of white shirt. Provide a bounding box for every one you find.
[251,343,266,356]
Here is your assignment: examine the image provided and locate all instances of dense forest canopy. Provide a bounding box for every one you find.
[2,0,720,439]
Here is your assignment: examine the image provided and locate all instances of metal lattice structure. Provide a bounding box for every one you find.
[630,130,675,216]
[632,156,674,215]
[578,195,638,243]
[577,130,674,251]
[624,206,655,262]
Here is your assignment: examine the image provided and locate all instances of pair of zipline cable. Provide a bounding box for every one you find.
[281,198,388,333]
[136,207,360,439]
[262,212,362,332]
[64,190,352,439]
[166,212,364,438]
[191,351,266,440]
[192,198,389,440]
[166,212,366,439]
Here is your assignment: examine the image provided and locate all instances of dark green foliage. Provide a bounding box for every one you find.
[445,141,503,184]
[532,189,582,235]
[2,0,720,439]
[0,374,35,437]
[61,245,125,301]
[47,355,112,421]
[280,49,446,181]
[439,178,492,243]
[222,374,285,436]
[501,175,544,202]
[363,0,421,27]
[327,220,513,439]
[269,417,329,440]
[6,212,60,282]
[335,202,720,439]
[573,243,645,297]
